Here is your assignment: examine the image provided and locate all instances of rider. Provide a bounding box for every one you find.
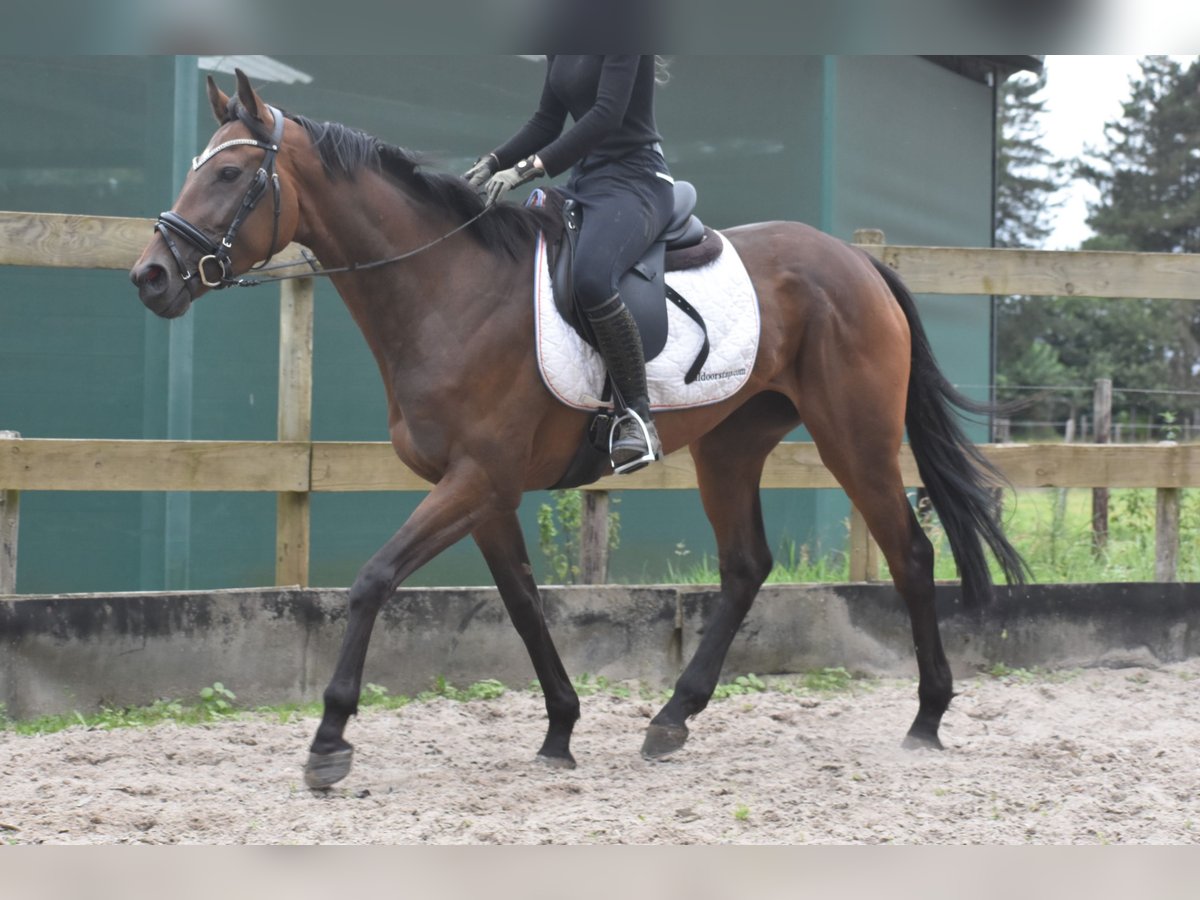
[465,55,674,474]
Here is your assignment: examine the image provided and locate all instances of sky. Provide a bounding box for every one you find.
[1037,54,1198,250]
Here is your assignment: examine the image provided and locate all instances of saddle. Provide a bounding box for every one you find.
[529,182,725,489]
[530,182,723,369]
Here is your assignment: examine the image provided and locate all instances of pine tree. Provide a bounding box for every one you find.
[995,70,1067,249]
[996,58,1200,434]
[1074,56,1200,426]
[994,68,1071,428]
[1080,56,1200,254]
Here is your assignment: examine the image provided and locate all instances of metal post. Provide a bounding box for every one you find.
[0,431,19,594]
[164,55,199,590]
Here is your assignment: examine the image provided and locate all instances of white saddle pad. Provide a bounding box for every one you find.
[535,231,760,411]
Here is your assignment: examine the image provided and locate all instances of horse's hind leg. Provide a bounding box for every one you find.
[801,391,951,750]
[842,477,949,748]
[472,512,580,768]
[643,392,799,759]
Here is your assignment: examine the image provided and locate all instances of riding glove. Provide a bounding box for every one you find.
[484,156,543,206]
[463,153,498,186]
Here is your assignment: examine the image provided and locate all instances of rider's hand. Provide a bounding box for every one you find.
[463,153,499,187]
[483,156,544,206]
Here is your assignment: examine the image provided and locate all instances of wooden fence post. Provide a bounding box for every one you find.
[578,490,610,584]
[276,278,314,587]
[1156,487,1180,583]
[848,505,883,582]
[847,228,887,583]
[0,431,19,594]
[1091,378,1112,557]
[1155,438,1180,583]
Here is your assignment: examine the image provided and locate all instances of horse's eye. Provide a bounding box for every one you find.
[218,166,241,182]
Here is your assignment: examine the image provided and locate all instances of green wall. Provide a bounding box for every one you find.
[0,56,998,593]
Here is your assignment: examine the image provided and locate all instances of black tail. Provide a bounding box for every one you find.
[869,256,1028,607]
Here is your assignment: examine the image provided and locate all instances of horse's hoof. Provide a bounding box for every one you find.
[901,731,945,751]
[304,748,354,789]
[536,752,577,770]
[641,723,689,760]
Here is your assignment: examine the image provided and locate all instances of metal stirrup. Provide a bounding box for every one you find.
[609,407,659,475]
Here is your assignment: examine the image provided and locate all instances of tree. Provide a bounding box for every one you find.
[996,57,1200,437]
[993,68,1072,430]
[995,70,1067,249]
[1079,56,1200,255]
[1075,56,1200,425]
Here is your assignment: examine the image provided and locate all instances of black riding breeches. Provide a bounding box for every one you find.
[562,145,676,313]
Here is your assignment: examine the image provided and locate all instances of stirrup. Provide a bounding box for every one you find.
[609,407,660,475]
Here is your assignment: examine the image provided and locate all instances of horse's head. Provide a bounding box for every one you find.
[131,69,302,318]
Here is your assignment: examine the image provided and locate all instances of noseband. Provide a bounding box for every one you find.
[155,104,286,291]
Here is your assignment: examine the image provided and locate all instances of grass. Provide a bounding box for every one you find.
[669,488,1199,585]
[0,690,232,737]
[666,539,850,585]
[0,668,868,737]
[990,487,1199,583]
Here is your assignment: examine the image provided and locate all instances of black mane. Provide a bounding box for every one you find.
[284,112,551,261]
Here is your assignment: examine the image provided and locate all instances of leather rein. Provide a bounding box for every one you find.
[155,104,491,292]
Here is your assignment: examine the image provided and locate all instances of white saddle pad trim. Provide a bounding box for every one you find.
[535,231,760,412]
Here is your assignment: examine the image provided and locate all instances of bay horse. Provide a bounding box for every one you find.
[131,71,1026,789]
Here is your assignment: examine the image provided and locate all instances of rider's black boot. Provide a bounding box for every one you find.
[585,294,662,474]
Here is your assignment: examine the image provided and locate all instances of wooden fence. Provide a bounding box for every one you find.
[2,212,1199,593]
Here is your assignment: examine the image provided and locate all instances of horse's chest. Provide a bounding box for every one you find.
[388,419,447,484]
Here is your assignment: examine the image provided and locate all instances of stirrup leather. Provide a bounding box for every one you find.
[609,407,661,475]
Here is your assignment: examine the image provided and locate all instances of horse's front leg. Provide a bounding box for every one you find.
[473,512,580,767]
[304,465,495,789]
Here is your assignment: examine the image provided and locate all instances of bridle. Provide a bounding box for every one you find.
[153,102,494,292]
[155,104,286,291]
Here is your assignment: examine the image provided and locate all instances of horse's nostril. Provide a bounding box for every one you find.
[133,264,167,289]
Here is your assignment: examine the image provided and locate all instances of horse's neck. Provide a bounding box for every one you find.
[295,171,527,390]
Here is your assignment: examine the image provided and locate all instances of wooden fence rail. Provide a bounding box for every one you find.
[5,439,1199,493]
[1,436,1195,587]
[3,210,1199,592]
[6,211,1200,299]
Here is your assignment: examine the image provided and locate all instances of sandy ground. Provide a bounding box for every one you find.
[2,660,1198,845]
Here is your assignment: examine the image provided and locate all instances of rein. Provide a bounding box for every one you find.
[156,103,494,292]
[228,204,493,289]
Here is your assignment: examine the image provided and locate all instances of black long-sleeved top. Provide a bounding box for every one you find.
[491,55,662,179]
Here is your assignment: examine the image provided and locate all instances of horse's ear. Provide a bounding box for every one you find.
[234,67,263,122]
[206,75,232,124]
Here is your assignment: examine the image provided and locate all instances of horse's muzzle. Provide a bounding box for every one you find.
[131,261,191,319]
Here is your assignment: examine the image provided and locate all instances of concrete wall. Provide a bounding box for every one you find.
[2,583,1198,719]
